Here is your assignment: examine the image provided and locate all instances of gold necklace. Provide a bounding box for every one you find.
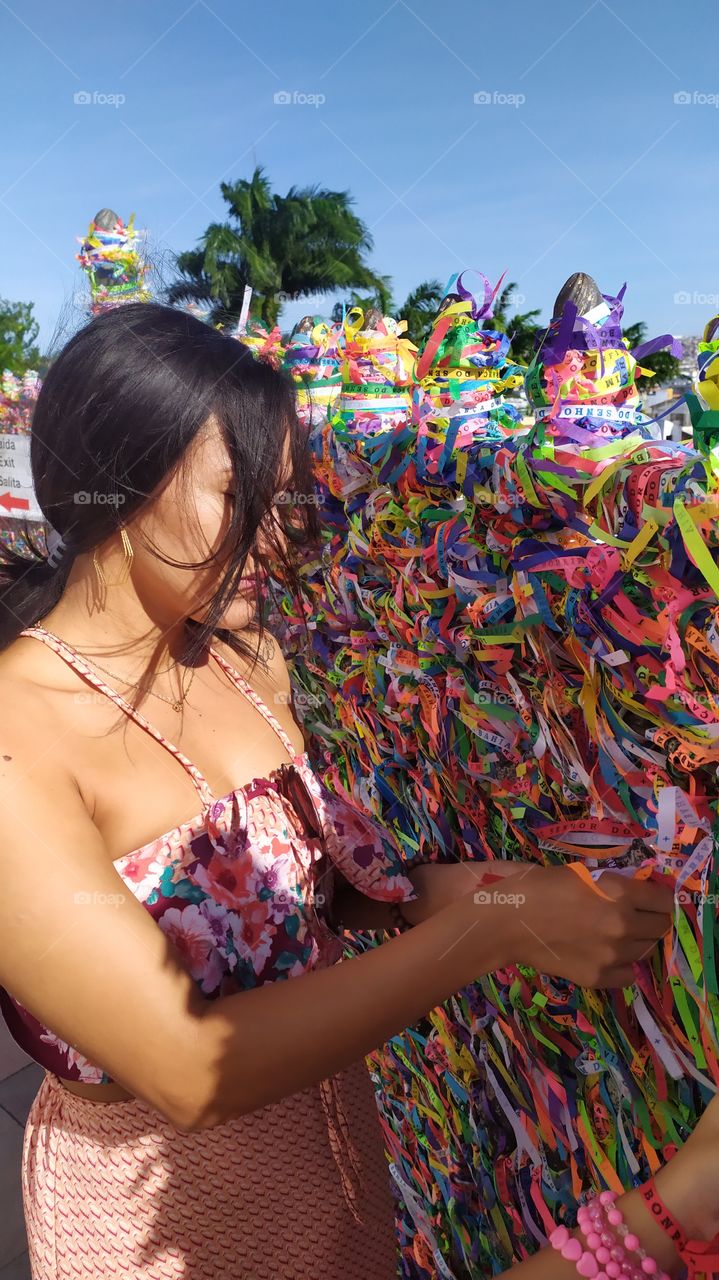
[79,652,197,714]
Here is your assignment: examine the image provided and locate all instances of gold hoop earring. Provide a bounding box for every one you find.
[93,528,134,589]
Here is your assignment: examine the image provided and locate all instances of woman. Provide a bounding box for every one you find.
[0,302,696,1278]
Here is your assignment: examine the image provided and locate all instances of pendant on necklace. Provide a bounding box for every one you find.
[171,701,182,713]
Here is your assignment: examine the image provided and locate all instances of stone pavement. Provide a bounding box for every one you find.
[0,1021,42,1279]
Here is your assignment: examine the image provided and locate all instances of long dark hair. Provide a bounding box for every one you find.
[0,303,320,667]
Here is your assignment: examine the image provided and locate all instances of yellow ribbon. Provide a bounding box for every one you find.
[674,497,719,597]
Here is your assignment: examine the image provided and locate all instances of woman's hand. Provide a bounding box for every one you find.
[470,864,675,988]
[404,858,673,988]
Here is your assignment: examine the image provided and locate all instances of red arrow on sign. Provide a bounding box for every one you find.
[0,492,30,513]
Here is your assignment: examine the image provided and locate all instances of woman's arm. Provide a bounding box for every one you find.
[507,1184,684,1277]
[333,859,532,930]
[0,700,673,1132]
[506,1095,719,1278]
[0,743,523,1129]
[505,1191,681,1277]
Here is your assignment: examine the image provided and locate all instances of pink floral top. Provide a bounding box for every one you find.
[0,627,415,1084]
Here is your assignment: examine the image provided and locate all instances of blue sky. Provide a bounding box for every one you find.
[1,0,717,351]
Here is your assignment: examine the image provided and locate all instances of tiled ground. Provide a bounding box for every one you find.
[0,1023,43,1279]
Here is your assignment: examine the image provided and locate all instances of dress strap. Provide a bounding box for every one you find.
[209,645,299,762]
[20,626,214,808]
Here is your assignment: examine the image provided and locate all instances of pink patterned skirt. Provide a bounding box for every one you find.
[22,1065,397,1279]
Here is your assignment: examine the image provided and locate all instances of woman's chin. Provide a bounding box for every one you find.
[195,599,256,632]
[186,579,259,632]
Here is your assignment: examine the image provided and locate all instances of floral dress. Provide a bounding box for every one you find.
[5,626,416,1280]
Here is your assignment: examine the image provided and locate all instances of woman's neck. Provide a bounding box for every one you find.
[40,557,194,666]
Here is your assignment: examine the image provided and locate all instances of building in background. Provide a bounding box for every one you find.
[643,385,692,439]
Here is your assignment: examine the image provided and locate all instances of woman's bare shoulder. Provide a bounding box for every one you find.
[0,635,77,776]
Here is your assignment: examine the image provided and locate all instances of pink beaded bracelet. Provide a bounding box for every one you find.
[550,1191,670,1280]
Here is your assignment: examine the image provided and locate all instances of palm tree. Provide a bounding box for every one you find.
[167,167,382,329]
